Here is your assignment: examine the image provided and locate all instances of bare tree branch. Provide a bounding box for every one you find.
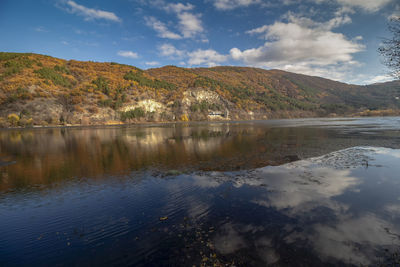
[379,16,400,79]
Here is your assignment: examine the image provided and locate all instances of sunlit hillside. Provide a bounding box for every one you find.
[0,52,399,127]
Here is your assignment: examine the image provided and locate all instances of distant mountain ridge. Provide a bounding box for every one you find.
[0,52,399,127]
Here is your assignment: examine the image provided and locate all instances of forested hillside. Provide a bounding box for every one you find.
[0,52,399,127]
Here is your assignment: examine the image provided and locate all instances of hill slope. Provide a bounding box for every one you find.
[0,52,399,127]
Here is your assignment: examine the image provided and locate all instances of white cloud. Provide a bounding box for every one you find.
[334,0,393,12]
[117,50,139,59]
[187,49,228,67]
[213,0,261,10]
[281,0,393,12]
[144,16,182,39]
[158,43,185,58]
[212,0,393,12]
[231,13,364,81]
[145,2,204,40]
[388,13,400,20]
[388,5,400,20]
[364,74,394,84]
[64,1,121,22]
[145,61,160,66]
[177,12,204,38]
[247,12,352,35]
[158,44,228,67]
[164,2,194,13]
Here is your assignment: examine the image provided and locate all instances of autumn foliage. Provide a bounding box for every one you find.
[0,52,399,127]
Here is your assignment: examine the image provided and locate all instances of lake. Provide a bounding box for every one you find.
[1,117,400,266]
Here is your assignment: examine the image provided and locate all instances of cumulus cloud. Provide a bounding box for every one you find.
[158,43,185,58]
[144,2,204,40]
[158,44,228,67]
[213,0,261,10]
[165,2,204,39]
[187,49,228,67]
[334,0,393,12]
[231,13,364,80]
[176,11,204,38]
[63,1,121,22]
[117,50,139,59]
[144,16,182,39]
[164,2,194,13]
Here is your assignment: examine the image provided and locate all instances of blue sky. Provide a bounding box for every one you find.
[0,0,399,84]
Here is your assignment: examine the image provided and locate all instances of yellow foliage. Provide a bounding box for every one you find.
[7,113,20,126]
[19,117,33,127]
[180,114,189,121]
[0,52,398,122]
[74,105,85,113]
[105,120,124,125]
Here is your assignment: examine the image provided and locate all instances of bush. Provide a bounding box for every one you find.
[92,76,110,95]
[120,108,145,121]
[98,99,113,108]
[74,105,85,113]
[54,65,71,74]
[1,56,34,78]
[98,98,123,110]
[190,101,222,113]
[181,114,189,121]
[35,67,71,87]
[88,106,99,113]
[7,113,20,126]
[0,52,24,61]
[124,71,176,91]
[19,118,33,127]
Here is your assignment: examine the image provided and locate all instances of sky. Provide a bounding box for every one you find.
[0,0,399,84]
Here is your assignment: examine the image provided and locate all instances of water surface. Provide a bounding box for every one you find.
[1,117,400,266]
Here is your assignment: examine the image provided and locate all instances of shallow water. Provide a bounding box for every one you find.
[1,117,400,266]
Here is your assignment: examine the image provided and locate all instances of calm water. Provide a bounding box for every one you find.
[1,117,400,266]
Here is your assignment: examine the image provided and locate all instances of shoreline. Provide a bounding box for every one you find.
[1,114,399,131]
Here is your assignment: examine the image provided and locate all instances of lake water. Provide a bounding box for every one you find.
[1,117,400,266]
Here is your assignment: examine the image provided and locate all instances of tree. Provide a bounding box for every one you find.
[379,16,400,79]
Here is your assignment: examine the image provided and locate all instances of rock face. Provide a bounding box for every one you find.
[122,100,165,113]
[183,89,221,105]
[180,89,231,121]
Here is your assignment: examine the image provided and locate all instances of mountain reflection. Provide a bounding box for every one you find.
[2,121,400,192]
[1,132,400,265]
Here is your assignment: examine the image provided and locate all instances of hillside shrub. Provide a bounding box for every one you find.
[54,65,71,74]
[120,108,145,121]
[124,71,176,91]
[35,67,71,87]
[7,113,20,126]
[1,56,34,78]
[92,76,110,95]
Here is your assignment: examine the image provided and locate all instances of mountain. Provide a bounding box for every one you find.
[0,52,399,127]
